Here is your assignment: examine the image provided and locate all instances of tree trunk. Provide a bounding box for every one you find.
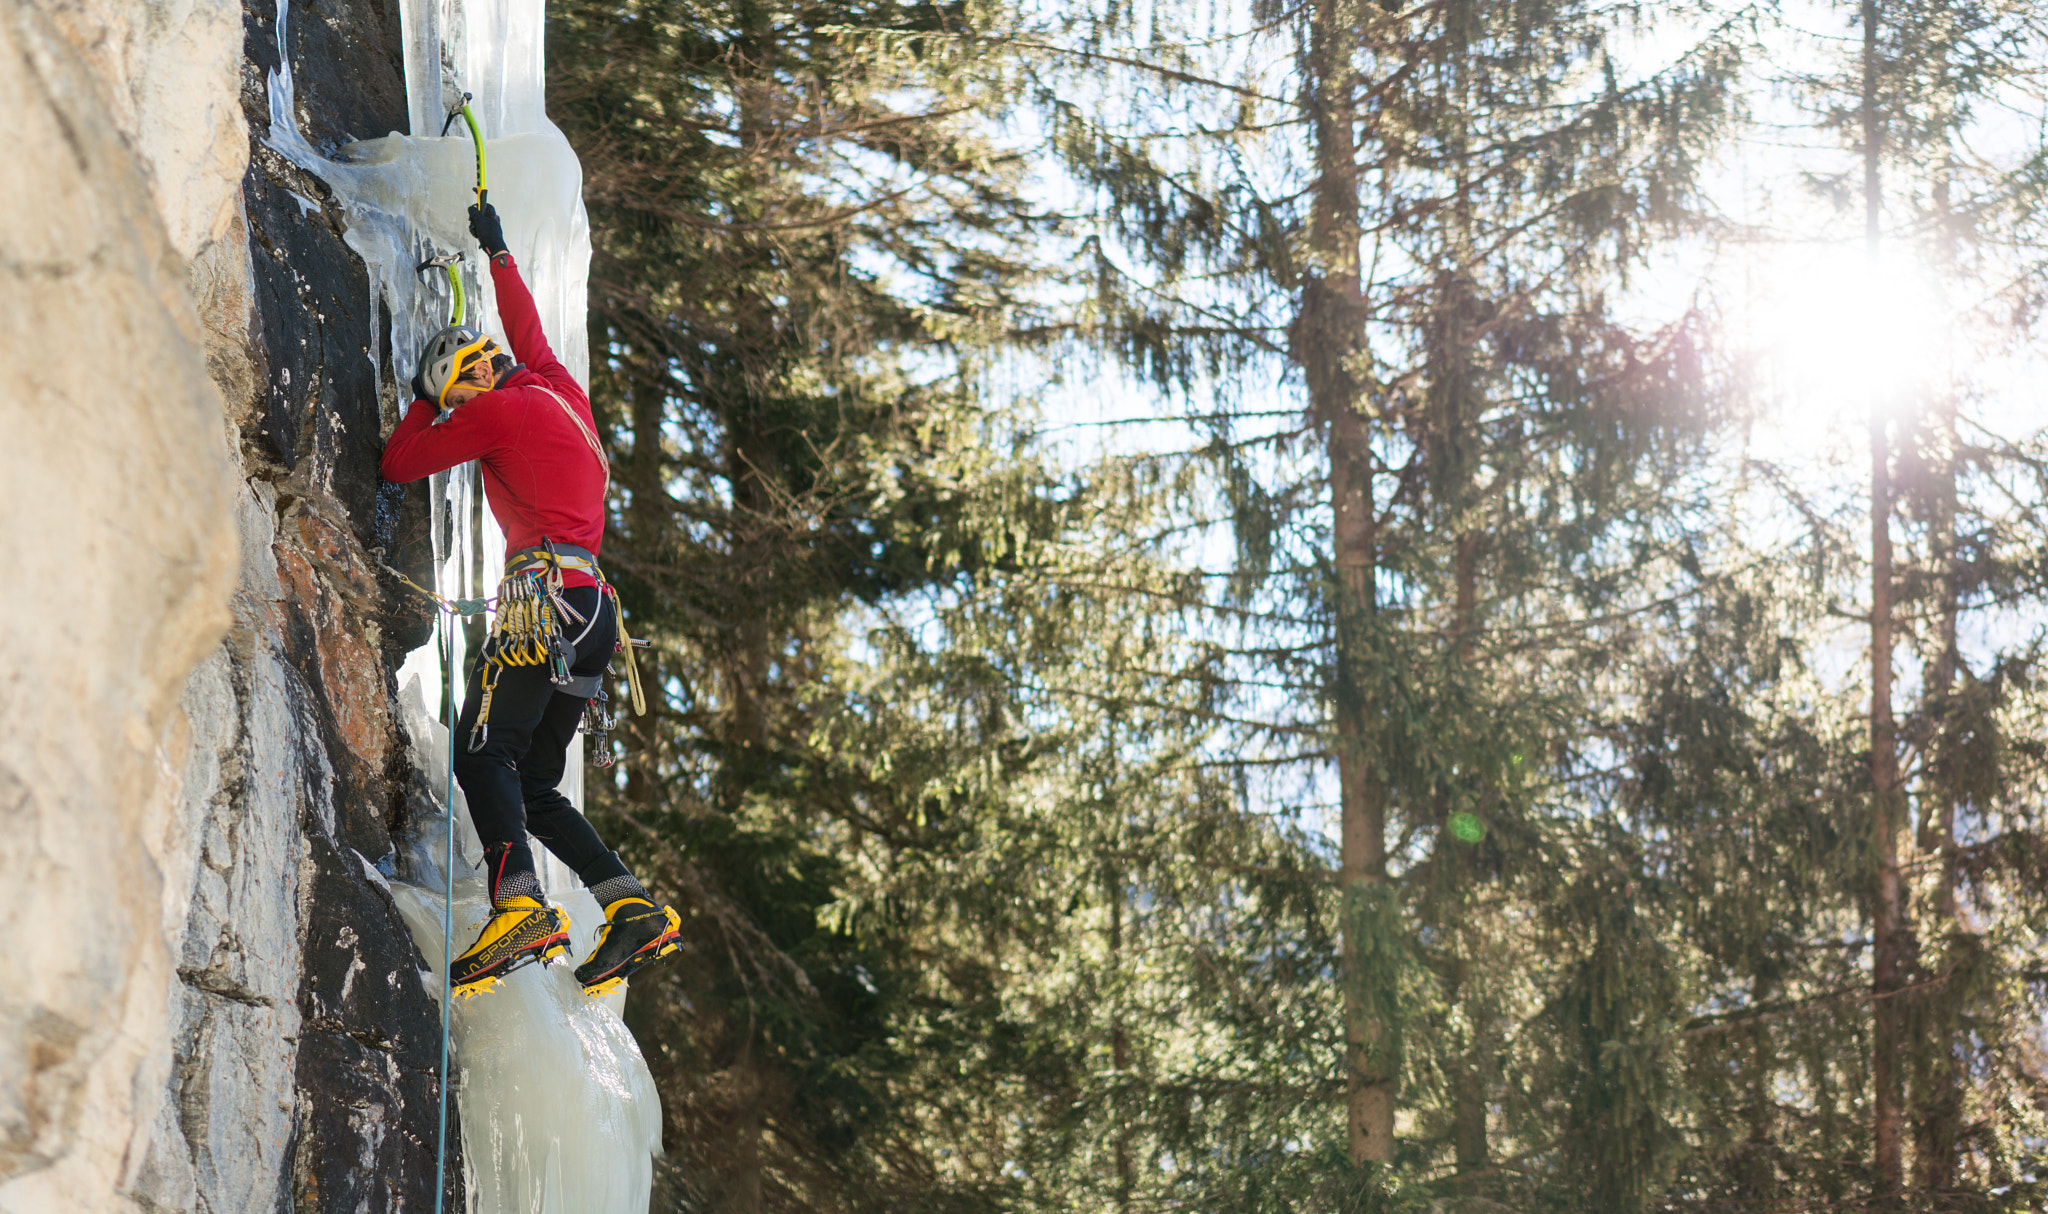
[726,1045,766,1214]
[1111,886,1134,1211]
[1333,404,1391,1166]
[1452,1056,1488,1173]
[620,370,668,810]
[1740,974,1778,1200]
[1300,0,1393,1165]
[1913,95,1962,1202]
[1448,532,1485,1176]
[724,12,781,807]
[719,28,778,1203]
[1863,2,1907,1201]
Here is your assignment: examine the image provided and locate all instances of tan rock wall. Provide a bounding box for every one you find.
[38,0,248,260]
[2,0,466,1203]
[0,0,245,1207]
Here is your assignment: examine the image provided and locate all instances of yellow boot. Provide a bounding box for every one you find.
[450,896,571,999]
[575,898,681,996]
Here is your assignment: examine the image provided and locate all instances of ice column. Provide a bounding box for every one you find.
[263,0,661,1210]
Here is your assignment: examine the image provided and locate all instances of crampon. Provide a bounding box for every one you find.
[575,901,681,997]
[450,896,571,999]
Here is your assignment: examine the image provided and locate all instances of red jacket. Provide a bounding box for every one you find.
[382,253,607,589]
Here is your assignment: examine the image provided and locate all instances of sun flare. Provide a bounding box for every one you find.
[1746,242,1947,424]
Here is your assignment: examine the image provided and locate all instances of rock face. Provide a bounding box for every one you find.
[0,0,456,1208]
[0,0,240,1203]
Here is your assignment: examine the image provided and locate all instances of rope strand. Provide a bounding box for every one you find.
[431,509,459,1214]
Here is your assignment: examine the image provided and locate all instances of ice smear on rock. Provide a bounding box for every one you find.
[266,0,660,1207]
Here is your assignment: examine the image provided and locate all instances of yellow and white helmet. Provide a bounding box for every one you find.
[413,325,504,407]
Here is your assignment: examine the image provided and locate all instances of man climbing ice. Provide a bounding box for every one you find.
[382,200,681,1000]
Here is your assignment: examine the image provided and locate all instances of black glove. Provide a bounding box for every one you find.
[469,201,508,256]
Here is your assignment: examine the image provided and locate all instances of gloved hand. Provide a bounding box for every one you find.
[469,201,508,256]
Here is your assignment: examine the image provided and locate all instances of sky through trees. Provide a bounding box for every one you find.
[545,1,2048,1209]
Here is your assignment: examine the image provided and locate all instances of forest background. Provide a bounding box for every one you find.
[537,0,2048,1210]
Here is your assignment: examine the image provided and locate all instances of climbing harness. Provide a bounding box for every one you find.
[383,550,649,766]
[381,553,649,724]
[466,546,584,751]
[463,539,649,756]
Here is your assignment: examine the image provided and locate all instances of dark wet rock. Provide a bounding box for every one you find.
[233,0,459,1207]
[291,836,457,1213]
[244,0,408,155]
[242,0,436,655]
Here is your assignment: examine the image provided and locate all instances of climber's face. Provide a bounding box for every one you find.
[442,350,500,407]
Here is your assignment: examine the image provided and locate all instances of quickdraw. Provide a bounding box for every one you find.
[486,565,573,671]
[583,686,616,768]
[577,579,650,765]
[470,660,503,754]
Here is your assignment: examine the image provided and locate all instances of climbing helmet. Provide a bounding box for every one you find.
[414,325,503,408]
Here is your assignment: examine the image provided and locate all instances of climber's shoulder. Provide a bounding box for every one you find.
[491,365,584,405]
[500,364,591,412]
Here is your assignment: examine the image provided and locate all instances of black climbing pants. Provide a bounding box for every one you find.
[452,584,631,899]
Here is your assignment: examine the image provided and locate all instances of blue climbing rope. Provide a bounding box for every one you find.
[434,479,459,1214]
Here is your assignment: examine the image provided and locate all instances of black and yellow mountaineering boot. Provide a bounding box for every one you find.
[450,895,572,999]
[575,898,681,996]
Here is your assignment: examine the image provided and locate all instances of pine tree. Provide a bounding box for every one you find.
[1835,0,2048,1203]
[546,1,1085,1207]
[1626,1,2048,1207]
[1004,0,1746,1205]
[1876,4,2048,1201]
[532,0,2048,1208]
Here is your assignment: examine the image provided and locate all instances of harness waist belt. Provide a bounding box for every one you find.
[506,544,599,574]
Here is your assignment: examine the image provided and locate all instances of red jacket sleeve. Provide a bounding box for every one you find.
[488,253,575,396]
[381,397,512,483]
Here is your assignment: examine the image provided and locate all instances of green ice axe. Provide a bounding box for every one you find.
[412,93,488,326]
[415,249,465,326]
[439,92,488,211]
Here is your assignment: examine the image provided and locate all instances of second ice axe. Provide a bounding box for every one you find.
[440,91,488,210]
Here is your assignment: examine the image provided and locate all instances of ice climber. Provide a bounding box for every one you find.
[381,200,681,1000]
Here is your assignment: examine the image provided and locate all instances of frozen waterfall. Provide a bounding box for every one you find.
[263,0,663,1209]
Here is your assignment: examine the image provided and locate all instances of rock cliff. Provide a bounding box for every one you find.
[0,0,457,1208]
